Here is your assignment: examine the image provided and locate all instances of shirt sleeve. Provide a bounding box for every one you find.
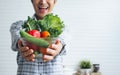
[58,37,66,55]
[10,20,24,51]
[57,28,68,55]
[58,25,71,56]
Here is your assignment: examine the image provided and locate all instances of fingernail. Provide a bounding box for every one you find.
[31,59,35,62]
[44,55,47,58]
[30,49,34,53]
[43,60,47,62]
[32,54,35,58]
[26,47,29,49]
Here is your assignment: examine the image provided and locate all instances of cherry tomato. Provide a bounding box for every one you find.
[41,31,50,38]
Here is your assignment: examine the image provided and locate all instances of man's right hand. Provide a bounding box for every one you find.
[18,40,35,62]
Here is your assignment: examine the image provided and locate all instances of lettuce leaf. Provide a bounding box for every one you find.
[22,16,39,32]
[38,13,65,37]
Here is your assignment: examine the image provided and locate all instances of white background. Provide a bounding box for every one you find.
[0,0,120,75]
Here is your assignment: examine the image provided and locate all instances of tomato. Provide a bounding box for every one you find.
[27,30,41,38]
[41,31,50,38]
[26,41,38,51]
[26,30,41,50]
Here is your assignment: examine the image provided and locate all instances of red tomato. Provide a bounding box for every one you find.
[27,30,41,38]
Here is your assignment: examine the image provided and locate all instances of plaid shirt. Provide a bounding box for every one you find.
[10,16,66,75]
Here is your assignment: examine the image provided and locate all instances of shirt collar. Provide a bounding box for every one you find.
[32,14,37,20]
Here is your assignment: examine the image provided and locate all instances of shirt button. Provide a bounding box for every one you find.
[40,62,42,64]
[38,62,42,64]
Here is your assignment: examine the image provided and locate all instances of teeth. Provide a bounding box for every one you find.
[39,6,48,9]
[41,7,47,9]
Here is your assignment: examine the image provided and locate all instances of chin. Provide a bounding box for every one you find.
[40,13,48,16]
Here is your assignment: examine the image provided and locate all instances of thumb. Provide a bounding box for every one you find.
[18,39,23,48]
[55,39,60,45]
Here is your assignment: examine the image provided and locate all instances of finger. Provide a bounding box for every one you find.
[40,48,56,56]
[18,39,30,53]
[48,39,60,48]
[19,46,29,53]
[18,40,23,48]
[55,39,60,44]
[25,54,35,62]
[43,54,54,61]
[47,39,58,48]
[22,49,34,57]
[46,48,56,56]
[50,44,58,50]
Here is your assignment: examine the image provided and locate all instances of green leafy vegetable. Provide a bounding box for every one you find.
[22,16,39,32]
[38,13,65,37]
[22,13,65,38]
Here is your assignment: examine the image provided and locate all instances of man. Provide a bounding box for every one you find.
[10,0,66,75]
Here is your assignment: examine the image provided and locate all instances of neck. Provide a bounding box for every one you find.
[35,14,43,20]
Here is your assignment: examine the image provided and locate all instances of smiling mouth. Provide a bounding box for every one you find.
[38,6,48,10]
[37,6,48,14]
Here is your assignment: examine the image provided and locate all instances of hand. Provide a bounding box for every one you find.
[39,39,62,62]
[18,40,35,62]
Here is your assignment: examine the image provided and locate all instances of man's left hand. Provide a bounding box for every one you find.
[39,39,62,62]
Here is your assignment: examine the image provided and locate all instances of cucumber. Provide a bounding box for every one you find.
[20,30,49,48]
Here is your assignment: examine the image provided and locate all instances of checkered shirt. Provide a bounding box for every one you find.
[10,16,66,75]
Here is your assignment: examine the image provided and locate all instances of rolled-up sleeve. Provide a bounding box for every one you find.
[10,21,24,51]
[58,28,69,55]
[58,37,66,55]
[58,25,71,55]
